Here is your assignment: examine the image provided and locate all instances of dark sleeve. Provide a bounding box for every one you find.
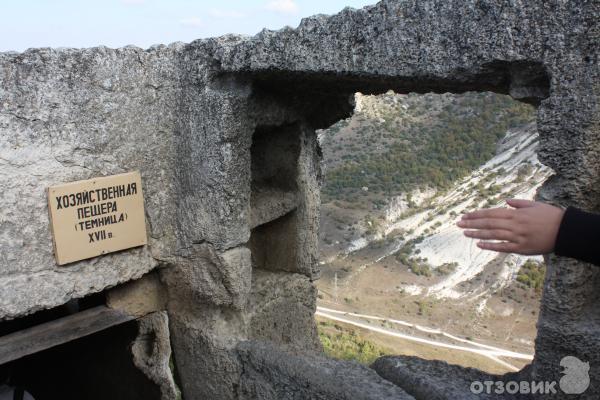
[554,206,600,266]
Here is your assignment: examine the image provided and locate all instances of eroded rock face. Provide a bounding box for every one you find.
[132,312,179,400]
[237,340,415,400]
[247,269,321,352]
[160,244,252,310]
[0,45,181,319]
[107,272,167,318]
[167,307,246,400]
[372,356,504,400]
[1,0,598,399]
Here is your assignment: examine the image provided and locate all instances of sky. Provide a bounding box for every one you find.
[0,0,376,52]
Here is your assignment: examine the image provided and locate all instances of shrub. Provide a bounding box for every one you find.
[516,259,546,292]
[320,92,535,204]
[319,325,392,365]
[437,262,458,276]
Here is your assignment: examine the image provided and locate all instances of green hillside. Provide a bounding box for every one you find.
[321,92,535,204]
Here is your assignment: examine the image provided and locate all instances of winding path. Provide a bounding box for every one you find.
[316,306,534,372]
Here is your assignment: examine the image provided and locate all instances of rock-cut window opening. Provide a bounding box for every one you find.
[314,90,552,374]
[249,123,302,273]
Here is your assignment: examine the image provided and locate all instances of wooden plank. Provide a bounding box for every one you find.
[0,306,135,365]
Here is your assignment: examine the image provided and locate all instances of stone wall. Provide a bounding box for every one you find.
[1,0,598,399]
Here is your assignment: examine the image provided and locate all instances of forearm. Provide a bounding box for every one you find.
[554,207,600,266]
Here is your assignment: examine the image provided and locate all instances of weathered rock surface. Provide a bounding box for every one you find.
[160,244,252,310]
[167,307,246,400]
[237,340,415,400]
[372,356,510,400]
[107,271,167,318]
[132,312,179,400]
[247,269,321,352]
[250,188,298,230]
[0,45,182,319]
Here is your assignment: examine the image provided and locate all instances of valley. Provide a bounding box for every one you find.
[316,91,552,373]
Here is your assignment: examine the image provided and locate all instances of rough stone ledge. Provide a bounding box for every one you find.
[106,271,167,318]
[236,340,415,400]
[0,248,157,321]
[250,187,298,229]
[372,355,526,400]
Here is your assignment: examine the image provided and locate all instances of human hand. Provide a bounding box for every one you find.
[456,199,565,255]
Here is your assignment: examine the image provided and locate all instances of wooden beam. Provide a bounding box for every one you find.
[0,306,135,365]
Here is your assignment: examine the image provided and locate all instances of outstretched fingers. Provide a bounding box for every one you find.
[476,241,519,253]
[461,207,514,220]
[463,229,516,242]
[457,218,514,231]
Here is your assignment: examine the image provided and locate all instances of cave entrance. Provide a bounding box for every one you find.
[314,90,551,374]
[0,295,162,400]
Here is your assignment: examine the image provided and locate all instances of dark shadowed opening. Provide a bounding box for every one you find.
[249,123,302,272]
[3,321,160,400]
